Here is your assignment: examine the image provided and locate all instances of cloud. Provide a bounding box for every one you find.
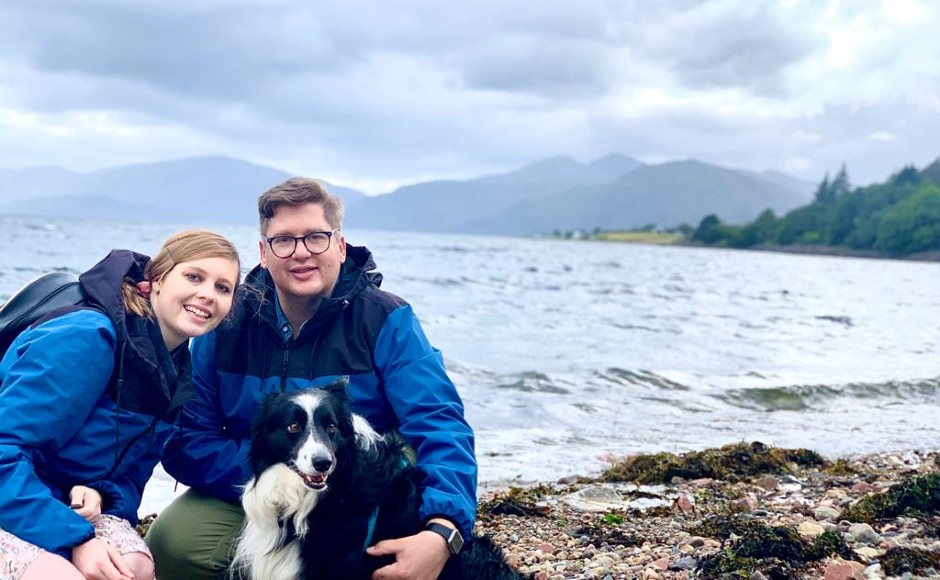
[0,0,937,192]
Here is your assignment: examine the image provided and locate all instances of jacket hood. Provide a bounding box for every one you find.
[78,249,150,342]
[78,249,190,419]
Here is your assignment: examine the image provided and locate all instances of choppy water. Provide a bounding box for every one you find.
[2,214,939,505]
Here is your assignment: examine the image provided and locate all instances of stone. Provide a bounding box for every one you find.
[798,521,826,538]
[824,560,865,580]
[814,505,841,521]
[754,475,779,491]
[848,523,881,545]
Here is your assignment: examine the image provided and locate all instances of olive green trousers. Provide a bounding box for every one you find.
[145,488,245,580]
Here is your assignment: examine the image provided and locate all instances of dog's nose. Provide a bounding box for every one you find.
[312,456,332,473]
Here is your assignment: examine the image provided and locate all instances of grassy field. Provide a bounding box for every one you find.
[593,231,685,244]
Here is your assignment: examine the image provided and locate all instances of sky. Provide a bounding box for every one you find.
[0,0,938,194]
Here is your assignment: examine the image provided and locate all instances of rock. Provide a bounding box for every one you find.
[651,557,669,571]
[669,556,697,571]
[814,505,841,521]
[798,521,827,538]
[848,523,881,545]
[675,496,694,513]
[853,546,882,561]
[824,560,865,580]
[754,475,779,491]
[560,487,624,512]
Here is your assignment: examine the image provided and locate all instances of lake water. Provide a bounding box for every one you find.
[1,213,938,514]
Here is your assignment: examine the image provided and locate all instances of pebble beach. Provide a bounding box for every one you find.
[471,445,940,580]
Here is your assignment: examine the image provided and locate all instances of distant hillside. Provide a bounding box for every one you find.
[1,154,814,235]
[0,194,182,223]
[690,159,940,255]
[344,154,643,232]
[0,156,367,225]
[462,160,811,235]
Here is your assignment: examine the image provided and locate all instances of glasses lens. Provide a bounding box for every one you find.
[302,232,331,255]
[270,237,297,258]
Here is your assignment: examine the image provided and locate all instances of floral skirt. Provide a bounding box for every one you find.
[0,514,150,580]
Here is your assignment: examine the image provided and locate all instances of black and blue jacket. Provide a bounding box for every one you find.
[162,245,478,537]
[0,250,193,558]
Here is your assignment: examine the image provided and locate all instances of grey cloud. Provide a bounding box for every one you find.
[637,4,818,94]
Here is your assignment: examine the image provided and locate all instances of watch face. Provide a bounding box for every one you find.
[448,529,464,555]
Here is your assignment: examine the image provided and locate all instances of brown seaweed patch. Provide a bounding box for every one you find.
[596,442,825,485]
[136,513,157,539]
[841,473,940,523]
[478,485,555,519]
[695,517,851,579]
[879,546,940,576]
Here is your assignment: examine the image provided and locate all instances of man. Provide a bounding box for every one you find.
[147,178,477,580]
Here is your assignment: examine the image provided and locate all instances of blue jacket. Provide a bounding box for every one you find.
[162,245,478,537]
[0,251,193,558]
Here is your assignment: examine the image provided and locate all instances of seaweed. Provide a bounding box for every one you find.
[478,485,554,518]
[136,513,157,539]
[693,516,851,579]
[841,473,940,523]
[879,546,940,576]
[595,441,825,485]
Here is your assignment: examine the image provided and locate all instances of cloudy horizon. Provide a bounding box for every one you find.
[1,0,938,194]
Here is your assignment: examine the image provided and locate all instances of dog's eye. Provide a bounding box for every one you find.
[326,424,337,434]
[286,422,300,434]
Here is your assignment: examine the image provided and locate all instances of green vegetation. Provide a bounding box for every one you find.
[694,516,851,579]
[691,160,940,256]
[594,441,825,485]
[549,224,691,244]
[880,546,940,576]
[841,473,940,523]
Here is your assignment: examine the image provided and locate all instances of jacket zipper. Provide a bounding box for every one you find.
[280,339,292,392]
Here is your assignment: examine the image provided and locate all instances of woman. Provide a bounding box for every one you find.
[0,229,241,580]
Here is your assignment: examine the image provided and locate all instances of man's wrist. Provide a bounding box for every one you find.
[424,518,464,555]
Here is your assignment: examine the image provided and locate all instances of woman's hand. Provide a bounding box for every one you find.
[72,538,135,580]
[69,485,103,522]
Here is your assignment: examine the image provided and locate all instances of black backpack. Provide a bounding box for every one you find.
[0,272,90,359]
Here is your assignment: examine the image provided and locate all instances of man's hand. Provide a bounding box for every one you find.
[72,538,135,580]
[69,485,103,522]
[366,518,453,580]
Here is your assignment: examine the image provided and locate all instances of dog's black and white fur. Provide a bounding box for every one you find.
[232,381,527,580]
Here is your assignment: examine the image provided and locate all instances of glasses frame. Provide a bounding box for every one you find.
[264,228,341,258]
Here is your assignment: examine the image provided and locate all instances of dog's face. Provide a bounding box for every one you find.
[249,384,356,491]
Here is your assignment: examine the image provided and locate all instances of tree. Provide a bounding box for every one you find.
[813,173,834,204]
[692,214,733,244]
[829,164,852,199]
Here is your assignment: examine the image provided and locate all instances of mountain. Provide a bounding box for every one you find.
[0,157,367,225]
[462,160,813,235]
[0,193,182,223]
[344,154,643,232]
[749,169,817,197]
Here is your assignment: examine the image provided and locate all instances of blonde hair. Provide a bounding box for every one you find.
[122,229,241,318]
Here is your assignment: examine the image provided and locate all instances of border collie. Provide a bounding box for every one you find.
[232,381,528,580]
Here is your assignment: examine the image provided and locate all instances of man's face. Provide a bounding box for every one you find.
[259,202,346,306]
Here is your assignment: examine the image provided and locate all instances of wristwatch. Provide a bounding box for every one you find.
[425,522,465,555]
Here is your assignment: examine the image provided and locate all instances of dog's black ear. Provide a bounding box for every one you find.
[326,376,350,399]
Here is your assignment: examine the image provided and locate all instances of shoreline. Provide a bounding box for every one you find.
[139,444,940,578]
[471,444,940,579]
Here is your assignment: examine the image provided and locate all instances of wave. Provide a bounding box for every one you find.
[594,368,690,390]
[716,377,940,411]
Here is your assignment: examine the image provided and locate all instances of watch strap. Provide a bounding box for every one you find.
[425,522,464,555]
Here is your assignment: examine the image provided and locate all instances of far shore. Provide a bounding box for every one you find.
[542,231,940,263]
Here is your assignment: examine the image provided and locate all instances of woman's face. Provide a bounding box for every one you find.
[150,256,240,350]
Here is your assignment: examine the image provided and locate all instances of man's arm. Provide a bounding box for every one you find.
[372,304,477,538]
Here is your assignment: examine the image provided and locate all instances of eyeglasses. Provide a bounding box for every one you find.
[265,228,341,258]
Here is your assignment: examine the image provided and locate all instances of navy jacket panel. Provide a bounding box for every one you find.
[163,245,479,537]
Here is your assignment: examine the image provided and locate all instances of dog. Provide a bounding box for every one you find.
[231,381,528,580]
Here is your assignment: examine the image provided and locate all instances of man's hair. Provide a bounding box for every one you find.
[257,177,345,234]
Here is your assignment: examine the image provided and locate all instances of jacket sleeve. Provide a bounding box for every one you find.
[0,311,117,556]
[373,304,477,538]
[162,331,251,502]
[85,427,162,525]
